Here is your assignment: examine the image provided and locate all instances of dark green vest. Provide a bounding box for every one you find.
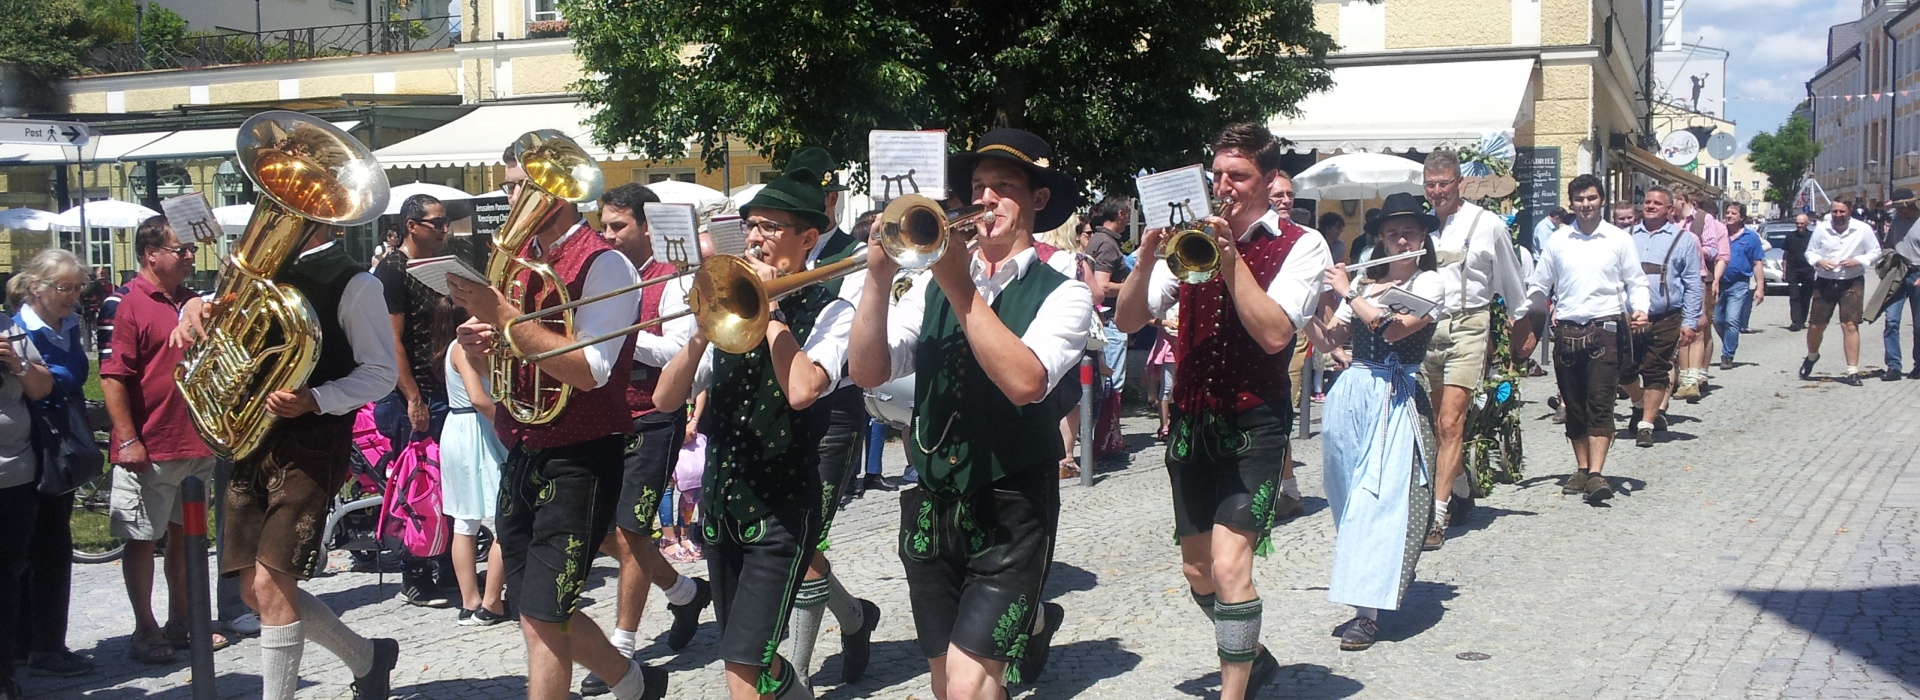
[909,261,1071,497]
[276,242,362,430]
[699,284,839,522]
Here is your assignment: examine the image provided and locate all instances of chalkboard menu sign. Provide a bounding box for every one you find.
[470,195,512,238]
[1513,146,1560,247]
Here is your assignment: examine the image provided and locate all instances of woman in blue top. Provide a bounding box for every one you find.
[7,248,97,680]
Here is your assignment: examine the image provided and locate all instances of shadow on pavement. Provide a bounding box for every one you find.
[817,639,924,699]
[34,672,266,699]
[1732,585,1920,689]
[1043,561,1098,598]
[1382,581,1458,643]
[1446,505,1537,540]
[1021,637,1141,698]
[393,674,523,699]
[1175,662,1364,699]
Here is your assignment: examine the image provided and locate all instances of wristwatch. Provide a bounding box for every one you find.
[768,309,790,326]
[1345,286,1363,301]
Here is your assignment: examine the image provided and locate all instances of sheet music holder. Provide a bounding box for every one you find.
[869,130,947,203]
[643,202,701,268]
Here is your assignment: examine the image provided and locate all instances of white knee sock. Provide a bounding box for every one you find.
[259,622,304,700]
[610,627,638,658]
[661,575,697,606]
[786,577,830,683]
[608,659,648,700]
[295,589,374,676]
[1281,477,1301,500]
[824,572,865,632]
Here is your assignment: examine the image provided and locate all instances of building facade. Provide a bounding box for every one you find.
[1808,0,1917,208]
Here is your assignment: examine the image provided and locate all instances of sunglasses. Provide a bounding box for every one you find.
[411,217,450,229]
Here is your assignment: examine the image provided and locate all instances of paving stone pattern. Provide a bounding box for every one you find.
[25,301,1920,699]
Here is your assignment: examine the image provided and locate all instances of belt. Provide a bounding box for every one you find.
[450,407,477,415]
[1646,309,1679,321]
[1442,304,1490,321]
[1554,317,1619,330]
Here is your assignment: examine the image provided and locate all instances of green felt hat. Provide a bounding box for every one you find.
[740,168,834,233]
[784,147,847,192]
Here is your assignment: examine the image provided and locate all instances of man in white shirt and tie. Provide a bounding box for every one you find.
[1526,174,1649,505]
[1419,150,1534,550]
[1801,199,1881,386]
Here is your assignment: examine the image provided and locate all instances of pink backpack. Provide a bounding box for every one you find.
[379,439,451,558]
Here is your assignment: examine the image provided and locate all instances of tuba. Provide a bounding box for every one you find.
[488,130,605,425]
[176,111,389,460]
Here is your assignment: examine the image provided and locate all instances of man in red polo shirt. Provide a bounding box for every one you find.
[102,216,225,663]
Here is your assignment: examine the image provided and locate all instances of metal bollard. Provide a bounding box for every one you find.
[1296,348,1316,440]
[1079,355,1094,488]
[180,476,217,700]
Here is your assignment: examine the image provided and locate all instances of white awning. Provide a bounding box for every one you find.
[372,102,637,168]
[0,131,172,165]
[119,121,361,162]
[1269,58,1536,154]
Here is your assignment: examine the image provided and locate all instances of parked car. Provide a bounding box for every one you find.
[1759,220,1796,292]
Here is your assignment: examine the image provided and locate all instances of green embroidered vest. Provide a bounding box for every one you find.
[699,284,838,522]
[908,261,1071,497]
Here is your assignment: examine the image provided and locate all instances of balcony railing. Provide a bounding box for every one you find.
[85,16,456,75]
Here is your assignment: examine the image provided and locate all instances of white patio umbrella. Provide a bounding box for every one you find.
[51,200,161,230]
[384,182,476,215]
[213,204,255,233]
[0,208,58,231]
[727,183,765,213]
[648,180,730,212]
[1293,153,1425,201]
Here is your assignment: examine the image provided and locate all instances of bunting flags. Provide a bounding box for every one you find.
[1769,90,1915,102]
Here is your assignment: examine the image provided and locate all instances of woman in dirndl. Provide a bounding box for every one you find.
[1306,192,1443,652]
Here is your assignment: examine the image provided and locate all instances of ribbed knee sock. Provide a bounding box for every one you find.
[824,572,865,632]
[661,575,697,606]
[1214,598,1263,663]
[766,655,812,698]
[296,589,373,676]
[786,577,830,683]
[1191,589,1218,621]
[259,622,304,700]
[610,627,638,658]
[607,658,647,700]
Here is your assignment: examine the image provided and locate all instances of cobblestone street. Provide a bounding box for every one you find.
[27,299,1920,699]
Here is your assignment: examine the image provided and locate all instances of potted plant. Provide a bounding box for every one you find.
[526,19,570,39]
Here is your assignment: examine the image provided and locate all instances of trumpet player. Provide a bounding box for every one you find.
[848,129,1092,700]
[651,167,859,699]
[577,182,713,698]
[1114,122,1332,700]
[221,215,402,700]
[447,147,664,700]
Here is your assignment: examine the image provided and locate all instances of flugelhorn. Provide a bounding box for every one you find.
[1160,199,1222,284]
[875,194,995,270]
[488,129,605,425]
[176,111,389,460]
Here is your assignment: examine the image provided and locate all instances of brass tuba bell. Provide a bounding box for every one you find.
[488,130,605,425]
[176,111,390,460]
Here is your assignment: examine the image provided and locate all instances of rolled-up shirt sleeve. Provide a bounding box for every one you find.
[310,272,399,415]
[884,271,932,382]
[571,251,643,389]
[1267,232,1332,330]
[630,274,692,368]
[1146,258,1179,317]
[1022,279,1094,397]
[802,299,855,386]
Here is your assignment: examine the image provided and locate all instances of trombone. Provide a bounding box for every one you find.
[1161,199,1222,284]
[517,193,989,361]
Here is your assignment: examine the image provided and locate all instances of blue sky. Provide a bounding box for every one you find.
[1686,0,1859,147]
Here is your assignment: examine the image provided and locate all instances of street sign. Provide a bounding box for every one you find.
[1660,131,1700,167]
[0,119,90,146]
[1705,132,1737,161]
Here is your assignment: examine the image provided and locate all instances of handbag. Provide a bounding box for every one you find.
[29,392,104,496]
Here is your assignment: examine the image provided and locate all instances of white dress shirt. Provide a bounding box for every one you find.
[1525,219,1649,323]
[1144,208,1332,333]
[1333,271,1446,324]
[1805,216,1881,280]
[880,246,1093,401]
[629,269,693,369]
[1434,200,1532,317]
[297,242,400,415]
[547,221,643,389]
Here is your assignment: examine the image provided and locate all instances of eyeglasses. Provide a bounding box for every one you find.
[158,243,197,257]
[45,284,80,294]
[501,181,524,197]
[1423,177,1460,190]
[411,217,450,229]
[745,219,800,235]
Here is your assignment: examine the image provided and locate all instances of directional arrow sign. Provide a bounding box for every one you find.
[0,119,91,146]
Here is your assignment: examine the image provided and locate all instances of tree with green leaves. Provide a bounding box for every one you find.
[1747,110,1819,213]
[0,0,93,82]
[564,0,1337,196]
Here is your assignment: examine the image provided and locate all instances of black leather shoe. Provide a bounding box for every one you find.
[863,473,895,492]
[580,672,610,697]
[1013,602,1065,683]
[638,663,670,700]
[1799,355,1818,380]
[839,599,882,684]
[1247,647,1282,698]
[1883,370,1904,382]
[666,578,712,651]
[350,638,398,700]
[1839,373,1862,387]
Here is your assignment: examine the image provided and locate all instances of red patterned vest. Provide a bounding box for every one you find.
[626,259,679,418]
[1172,218,1307,415]
[497,226,639,449]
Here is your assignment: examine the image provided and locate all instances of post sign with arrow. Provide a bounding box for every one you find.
[0,119,91,146]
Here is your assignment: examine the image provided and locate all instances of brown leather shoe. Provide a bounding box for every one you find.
[1585,473,1615,503]
[1421,522,1444,551]
[1274,492,1304,520]
[1562,470,1589,494]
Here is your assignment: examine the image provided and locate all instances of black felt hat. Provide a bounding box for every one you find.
[784,147,847,192]
[1364,192,1440,237]
[740,168,834,233]
[946,129,1084,232]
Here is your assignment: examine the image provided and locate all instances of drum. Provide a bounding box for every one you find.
[863,375,916,429]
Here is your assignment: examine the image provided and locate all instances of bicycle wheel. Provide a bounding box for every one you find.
[71,469,126,564]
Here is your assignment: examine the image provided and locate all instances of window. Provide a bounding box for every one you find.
[640,170,695,184]
[528,0,561,22]
[1752,180,1761,190]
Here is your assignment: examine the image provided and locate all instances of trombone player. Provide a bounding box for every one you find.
[848,129,1092,700]
[447,144,664,700]
[1114,122,1332,700]
[651,167,859,699]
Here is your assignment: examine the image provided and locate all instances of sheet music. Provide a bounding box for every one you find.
[160,193,222,243]
[708,214,746,256]
[644,202,701,267]
[1376,285,1439,318]
[405,255,489,297]
[868,130,947,202]
[1135,165,1211,230]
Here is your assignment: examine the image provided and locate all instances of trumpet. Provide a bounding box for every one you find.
[876,194,995,270]
[1160,198,1223,284]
